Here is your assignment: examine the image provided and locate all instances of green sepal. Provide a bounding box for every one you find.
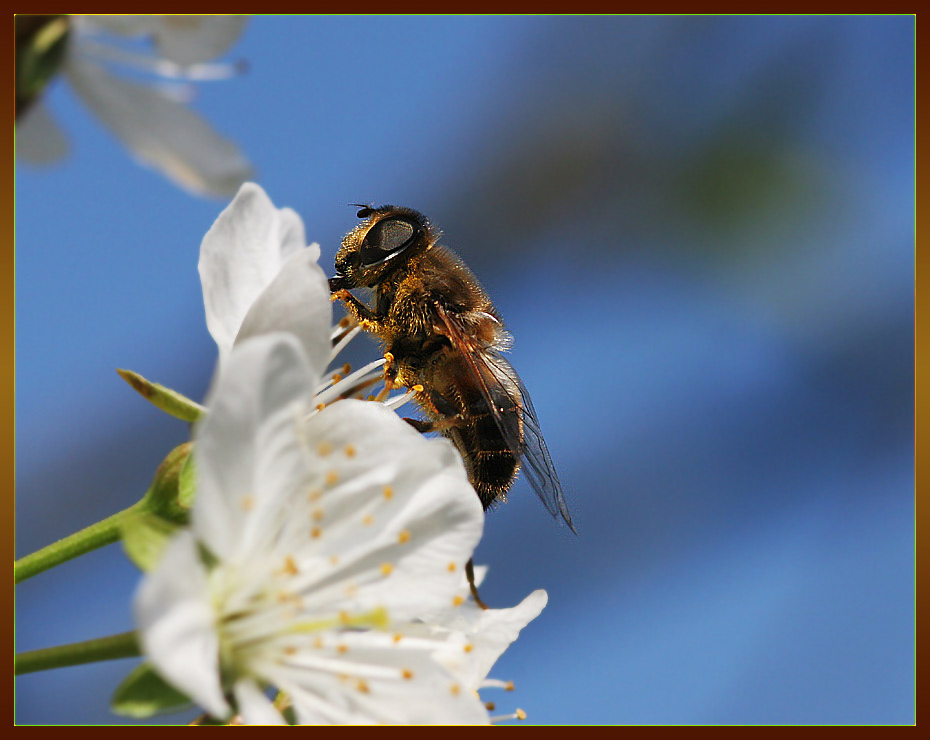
[120,511,182,572]
[178,450,197,509]
[110,662,194,718]
[142,442,193,522]
[117,368,206,423]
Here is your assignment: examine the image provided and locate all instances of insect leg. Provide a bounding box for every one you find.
[465,558,488,610]
[331,289,385,334]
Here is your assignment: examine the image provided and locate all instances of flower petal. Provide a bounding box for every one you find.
[235,248,332,383]
[273,642,489,725]
[433,589,548,691]
[281,400,484,621]
[193,333,315,563]
[199,183,310,361]
[64,53,251,197]
[149,16,249,67]
[233,679,285,725]
[134,532,230,720]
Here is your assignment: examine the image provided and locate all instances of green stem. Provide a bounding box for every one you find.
[15,631,140,675]
[14,501,145,584]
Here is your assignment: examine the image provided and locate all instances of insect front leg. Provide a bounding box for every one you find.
[331,288,385,335]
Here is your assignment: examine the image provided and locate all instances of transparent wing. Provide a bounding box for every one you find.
[434,304,576,532]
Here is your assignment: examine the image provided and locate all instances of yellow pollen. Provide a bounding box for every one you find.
[397,530,411,544]
[339,611,350,624]
[342,363,352,375]
[312,509,324,522]
[357,679,370,694]
[393,634,403,643]
[240,495,254,512]
[325,470,339,485]
[464,644,474,653]
[363,514,374,526]
[401,669,414,680]
[313,637,324,649]
[310,526,322,539]
[505,681,515,692]
[316,403,326,411]
[447,562,456,572]
[380,562,393,576]
[307,487,322,502]
[337,644,348,654]
[412,384,424,393]
[331,372,342,383]
[284,646,297,656]
[344,444,356,458]
[516,709,527,720]
[384,352,394,365]
[450,684,461,696]
[329,555,339,565]
[383,485,394,500]
[452,595,465,607]
[485,702,496,711]
[317,441,332,456]
[282,556,299,576]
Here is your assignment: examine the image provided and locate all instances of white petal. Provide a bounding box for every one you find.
[233,679,285,725]
[15,102,69,164]
[287,400,484,621]
[440,589,548,691]
[134,532,230,719]
[150,16,249,66]
[76,15,156,37]
[193,334,314,562]
[235,248,332,383]
[198,183,310,361]
[64,54,251,197]
[274,642,489,725]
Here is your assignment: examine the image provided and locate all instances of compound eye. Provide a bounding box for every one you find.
[360,218,416,265]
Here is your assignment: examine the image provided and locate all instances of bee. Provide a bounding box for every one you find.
[329,206,575,603]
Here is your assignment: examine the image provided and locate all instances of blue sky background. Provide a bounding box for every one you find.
[15,16,914,725]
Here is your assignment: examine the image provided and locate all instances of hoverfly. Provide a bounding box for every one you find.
[329,206,574,604]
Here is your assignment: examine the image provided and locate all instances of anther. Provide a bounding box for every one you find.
[380,563,393,576]
[398,530,411,544]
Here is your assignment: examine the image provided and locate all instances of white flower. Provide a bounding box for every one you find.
[135,332,491,724]
[134,186,548,724]
[17,15,252,198]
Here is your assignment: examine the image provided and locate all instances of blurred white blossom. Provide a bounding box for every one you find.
[17,15,252,198]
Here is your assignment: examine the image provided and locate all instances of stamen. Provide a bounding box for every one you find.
[328,325,361,363]
[382,387,417,410]
[314,358,386,407]
[490,709,527,723]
